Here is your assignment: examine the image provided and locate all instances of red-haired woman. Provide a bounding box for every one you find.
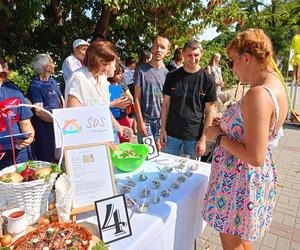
[202,28,288,250]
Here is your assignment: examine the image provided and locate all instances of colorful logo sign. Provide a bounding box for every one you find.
[63,119,82,135]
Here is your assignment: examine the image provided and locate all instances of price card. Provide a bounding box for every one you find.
[142,135,159,160]
[95,194,132,244]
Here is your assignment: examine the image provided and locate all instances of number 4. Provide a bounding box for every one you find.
[102,203,127,236]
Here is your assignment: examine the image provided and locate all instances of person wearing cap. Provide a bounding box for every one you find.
[62,39,89,84]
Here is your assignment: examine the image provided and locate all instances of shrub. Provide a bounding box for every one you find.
[8,65,35,94]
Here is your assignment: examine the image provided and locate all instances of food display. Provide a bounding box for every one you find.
[0,161,61,183]
[0,153,198,249]
[161,189,171,197]
[177,175,187,183]
[0,172,23,183]
[120,185,131,194]
[126,177,136,187]
[0,161,62,226]
[176,159,188,169]
[184,168,193,177]
[158,172,167,180]
[38,216,51,226]
[114,155,198,214]
[110,143,149,172]
[126,197,137,208]
[10,222,92,250]
[114,149,143,159]
[1,234,12,247]
[138,172,147,181]
[137,202,149,213]
[150,192,161,204]
[164,166,173,173]
[152,180,161,189]
[151,196,161,204]
[172,181,180,189]
[140,187,150,198]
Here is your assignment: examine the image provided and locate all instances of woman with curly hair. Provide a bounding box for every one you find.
[202,28,288,249]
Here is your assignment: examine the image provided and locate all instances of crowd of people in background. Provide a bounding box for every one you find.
[1,29,291,166]
[1,32,234,166]
[0,27,293,249]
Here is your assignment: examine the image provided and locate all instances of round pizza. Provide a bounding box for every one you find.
[11,222,93,250]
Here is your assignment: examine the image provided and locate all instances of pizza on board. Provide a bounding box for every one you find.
[11,222,92,250]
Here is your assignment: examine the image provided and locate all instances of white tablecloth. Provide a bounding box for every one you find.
[78,153,211,250]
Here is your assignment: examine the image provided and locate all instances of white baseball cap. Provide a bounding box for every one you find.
[72,39,90,49]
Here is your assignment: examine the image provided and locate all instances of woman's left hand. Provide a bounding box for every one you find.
[206,125,223,142]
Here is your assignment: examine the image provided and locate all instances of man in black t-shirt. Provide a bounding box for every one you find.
[160,39,217,159]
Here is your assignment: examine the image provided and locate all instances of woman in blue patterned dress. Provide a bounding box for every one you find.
[202,29,288,249]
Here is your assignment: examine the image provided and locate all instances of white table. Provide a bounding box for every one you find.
[78,153,211,250]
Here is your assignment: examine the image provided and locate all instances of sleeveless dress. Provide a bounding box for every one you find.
[202,86,279,241]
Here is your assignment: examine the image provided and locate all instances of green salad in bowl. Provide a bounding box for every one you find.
[110,143,149,172]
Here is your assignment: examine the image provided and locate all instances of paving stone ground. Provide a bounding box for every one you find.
[196,84,300,250]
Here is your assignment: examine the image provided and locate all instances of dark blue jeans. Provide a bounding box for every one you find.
[161,135,199,159]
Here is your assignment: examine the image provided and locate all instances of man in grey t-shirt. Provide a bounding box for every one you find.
[134,35,170,150]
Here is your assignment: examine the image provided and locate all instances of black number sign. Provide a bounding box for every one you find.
[142,135,159,160]
[95,194,132,244]
[102,203,127,236]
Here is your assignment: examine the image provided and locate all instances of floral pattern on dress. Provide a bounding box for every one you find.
[202,100,277,241]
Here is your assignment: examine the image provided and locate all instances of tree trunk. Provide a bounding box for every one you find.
[44,0,66,45]
[93,6,111,40]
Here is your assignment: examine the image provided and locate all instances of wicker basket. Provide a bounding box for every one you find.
[0,161,57,225]
[0,103,64,225]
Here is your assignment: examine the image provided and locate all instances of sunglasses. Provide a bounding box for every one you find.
[227,54,243,69]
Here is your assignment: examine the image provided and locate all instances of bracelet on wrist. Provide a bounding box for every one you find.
[215,133,225,146]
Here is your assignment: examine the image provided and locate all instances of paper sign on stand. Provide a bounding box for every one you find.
[53,106,116,220]
[53,105,113,147]
[64,143,116,216]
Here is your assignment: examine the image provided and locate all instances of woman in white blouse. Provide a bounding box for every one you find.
[66,40,132,141]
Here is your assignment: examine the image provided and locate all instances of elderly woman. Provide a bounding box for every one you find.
[202,29,288,249]
[66,40,132,141]
[27,54,64,162]
[0,58,35,169]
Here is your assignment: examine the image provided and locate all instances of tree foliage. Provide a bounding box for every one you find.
[0,0,299,91]
[1,0,248,59]
[236,0,300,73]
